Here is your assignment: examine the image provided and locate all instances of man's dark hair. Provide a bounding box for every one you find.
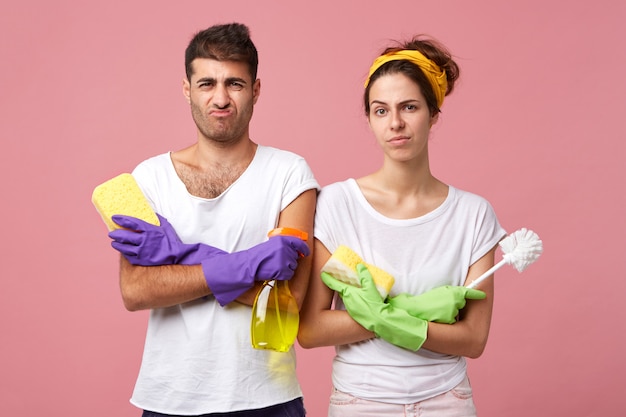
[184,23,259,82]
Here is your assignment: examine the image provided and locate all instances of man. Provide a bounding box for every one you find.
[108,23,318,416]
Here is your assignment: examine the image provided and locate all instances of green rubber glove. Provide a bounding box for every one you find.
[322,263,428,351]
[388,286,486,324]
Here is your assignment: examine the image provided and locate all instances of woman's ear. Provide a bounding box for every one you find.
[430,112,440,127]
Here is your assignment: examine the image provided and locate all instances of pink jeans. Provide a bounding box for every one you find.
[327,376,477,417]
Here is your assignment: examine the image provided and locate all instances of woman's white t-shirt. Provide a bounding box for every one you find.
[315,179,506,403]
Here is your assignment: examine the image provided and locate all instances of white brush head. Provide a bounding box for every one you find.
[500,228,543,272]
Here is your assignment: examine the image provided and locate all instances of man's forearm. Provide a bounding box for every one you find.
[119,256,211,311]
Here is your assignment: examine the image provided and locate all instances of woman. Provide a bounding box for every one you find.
[298,35,506,416]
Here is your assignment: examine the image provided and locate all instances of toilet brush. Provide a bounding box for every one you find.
[467,228,543,289]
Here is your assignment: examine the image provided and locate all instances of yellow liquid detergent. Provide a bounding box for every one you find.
[251,227,307,352]
[251,280,299,352]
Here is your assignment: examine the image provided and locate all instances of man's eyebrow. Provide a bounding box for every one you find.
[225,77,248,85]
[195,77,248,85]
[195,77,215,85]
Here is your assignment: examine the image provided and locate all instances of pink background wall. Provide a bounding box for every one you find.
[1,1,625,415]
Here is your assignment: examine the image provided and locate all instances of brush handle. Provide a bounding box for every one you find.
[466,258,507,289]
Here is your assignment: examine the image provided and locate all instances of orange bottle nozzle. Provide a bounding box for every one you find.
[267,227,308,241]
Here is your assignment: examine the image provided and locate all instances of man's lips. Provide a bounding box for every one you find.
[209,109,232,117]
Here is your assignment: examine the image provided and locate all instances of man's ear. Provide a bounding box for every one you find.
[252,79,261,104]
[182,78,191,104]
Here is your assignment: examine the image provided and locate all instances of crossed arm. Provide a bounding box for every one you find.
[298,238,497,358]
[118,188,316,311]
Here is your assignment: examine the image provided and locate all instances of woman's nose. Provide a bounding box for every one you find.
[390,111,405,130]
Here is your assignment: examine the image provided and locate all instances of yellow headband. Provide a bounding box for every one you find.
[364,50,448,108]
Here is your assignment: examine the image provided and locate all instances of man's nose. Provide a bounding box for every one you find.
[212,84,230,108]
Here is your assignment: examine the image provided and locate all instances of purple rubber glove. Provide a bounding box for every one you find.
[109,214,224,265]
[110,214,310,306]
[202,235,310,306]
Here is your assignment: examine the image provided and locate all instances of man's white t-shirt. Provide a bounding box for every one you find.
[128,146,319,414]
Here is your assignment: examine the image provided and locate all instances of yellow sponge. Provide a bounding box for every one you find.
[321,245,395,299]
[92,173,160,231]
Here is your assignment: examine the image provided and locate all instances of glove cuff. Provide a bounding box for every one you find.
[373,307,429,351]
[201,254,254,306]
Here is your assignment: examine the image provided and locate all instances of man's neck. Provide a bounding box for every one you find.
[170,138,258,199]
[193,136,257,172]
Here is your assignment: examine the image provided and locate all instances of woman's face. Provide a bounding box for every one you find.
[367,72,438,163]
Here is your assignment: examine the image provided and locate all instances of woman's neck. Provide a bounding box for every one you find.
[356,163,448,219]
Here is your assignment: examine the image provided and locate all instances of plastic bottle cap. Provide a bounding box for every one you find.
[267,227,308,241]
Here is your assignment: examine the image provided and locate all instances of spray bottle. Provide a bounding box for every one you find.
[250,227,307,352]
